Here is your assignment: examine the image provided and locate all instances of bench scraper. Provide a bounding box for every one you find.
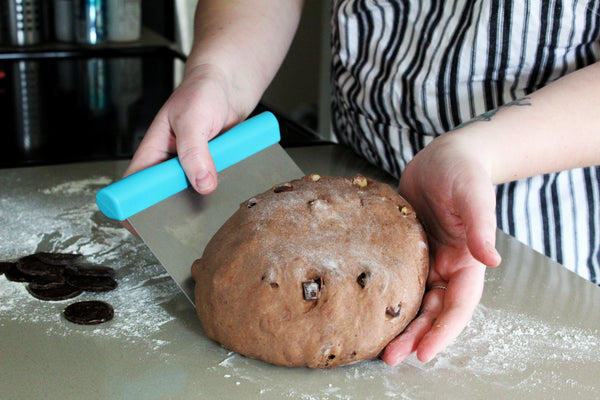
[96,112,304,304]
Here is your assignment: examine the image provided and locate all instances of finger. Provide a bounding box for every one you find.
[456,174,502,267]
[415,296,476,363]
[380,286,445,366]
[415,265,485,362]
[123,110,177,178]
[175,118,219,195]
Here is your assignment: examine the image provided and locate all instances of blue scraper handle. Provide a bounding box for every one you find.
[96,111,280,221]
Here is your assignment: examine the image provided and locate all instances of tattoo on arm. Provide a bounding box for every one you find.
[454,97,532,129]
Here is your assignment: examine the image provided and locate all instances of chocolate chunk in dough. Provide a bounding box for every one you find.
[385,303,402,319]
[65,274,118,292]
[273,182,294,193]
[356,271,371,288]
[64,264,116,278]
[0,261,16,275]
[63,301,114,325]
[302,281,320,301]
[33,252,84,266]
[5,264,34,282]
[27,283,82,301]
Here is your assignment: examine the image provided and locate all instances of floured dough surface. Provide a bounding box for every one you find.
[192,175,428,368]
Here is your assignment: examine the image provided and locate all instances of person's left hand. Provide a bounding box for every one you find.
[381,132,502,365]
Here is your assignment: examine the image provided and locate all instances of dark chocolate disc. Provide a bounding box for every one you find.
[17,254,39,264]
[63,301,114,325]
[17,258,64,277]
[64,264,116,277]
[29,273,67,290]
[0,261,16,275]
[65,274,118,292]
[34,252,84,266]
[5,264,34,282]
[27,283,82,301]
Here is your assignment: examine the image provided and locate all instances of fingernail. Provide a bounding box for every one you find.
[420,353,434,363]
[195,171,214,193]
[486,241,502,264]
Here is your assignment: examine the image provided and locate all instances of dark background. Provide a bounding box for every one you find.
[0,1,323,169]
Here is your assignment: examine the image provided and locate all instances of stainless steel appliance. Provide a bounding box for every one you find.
[3,0,42,45]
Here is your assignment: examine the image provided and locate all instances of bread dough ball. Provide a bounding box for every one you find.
[192,175,428,368]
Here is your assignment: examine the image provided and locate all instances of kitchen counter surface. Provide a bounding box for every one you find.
[1,144,599,400]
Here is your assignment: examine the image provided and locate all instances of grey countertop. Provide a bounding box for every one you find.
[1,144,599,399]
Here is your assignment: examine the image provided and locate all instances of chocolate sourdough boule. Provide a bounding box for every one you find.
[192,175,428,368]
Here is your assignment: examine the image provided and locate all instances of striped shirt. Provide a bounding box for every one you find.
[331,0,600,284]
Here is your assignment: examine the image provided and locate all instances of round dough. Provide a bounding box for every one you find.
[192,175,428,368]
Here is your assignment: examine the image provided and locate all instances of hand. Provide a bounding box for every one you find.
[381,133,502,365]
[124,64,248,194]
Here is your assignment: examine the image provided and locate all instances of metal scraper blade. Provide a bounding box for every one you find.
[127,144,304,304]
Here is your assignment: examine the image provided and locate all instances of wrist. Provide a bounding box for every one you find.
[430,128,497,184]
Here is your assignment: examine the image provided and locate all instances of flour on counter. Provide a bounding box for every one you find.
[41,176,113,196]
[209,303,600,399]
[427,304,600,375]
[1,175,179,351]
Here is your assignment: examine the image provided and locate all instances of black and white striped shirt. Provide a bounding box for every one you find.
[331,0,600,284]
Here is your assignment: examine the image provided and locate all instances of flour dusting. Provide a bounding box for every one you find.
[41,176,113,196]
[428,304,600,375]
[208,303,600,399]
[1,174,179,351]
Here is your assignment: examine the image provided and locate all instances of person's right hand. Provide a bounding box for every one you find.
[123,64,249,194]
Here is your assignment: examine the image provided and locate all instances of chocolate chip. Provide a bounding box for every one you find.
[302,281,320,301]
[65,274,118,292]
[269,282,279,289]
[325,353,337,367]
[357,271,371,288]
[273,183,293,193]
[63,300,114,325]
[385,303,402,319]
[27,283,82,301]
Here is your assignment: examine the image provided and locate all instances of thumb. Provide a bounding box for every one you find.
[176,129,218,195]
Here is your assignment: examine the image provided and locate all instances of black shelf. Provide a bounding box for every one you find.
[0,18,326,169]
[0,3,187,168]
[0,27,184,61]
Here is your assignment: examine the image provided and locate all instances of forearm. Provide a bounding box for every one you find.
[449,61,600,185]
[185,0,304,115]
